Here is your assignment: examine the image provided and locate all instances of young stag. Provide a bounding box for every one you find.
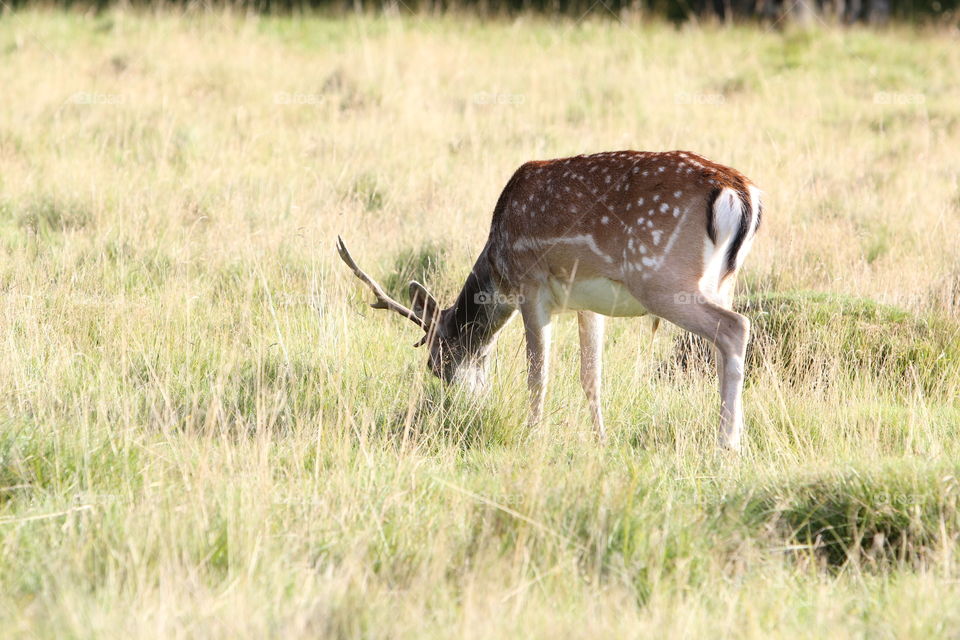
[338,150,762,450]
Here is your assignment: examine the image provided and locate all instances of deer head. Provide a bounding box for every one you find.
[336,237,509,391]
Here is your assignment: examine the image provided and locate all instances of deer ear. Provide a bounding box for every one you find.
[408,281,440,326]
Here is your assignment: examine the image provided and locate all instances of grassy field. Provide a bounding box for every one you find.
[1,7,959,637]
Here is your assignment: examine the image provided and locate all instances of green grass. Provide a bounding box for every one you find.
[0,7,959,638]
[744,292,960,396]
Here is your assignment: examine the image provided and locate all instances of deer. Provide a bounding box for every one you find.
[337,150,762,451]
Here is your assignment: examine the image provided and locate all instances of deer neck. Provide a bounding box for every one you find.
[446,250,516,351]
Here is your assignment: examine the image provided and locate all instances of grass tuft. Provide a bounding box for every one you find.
[732,465,960,567]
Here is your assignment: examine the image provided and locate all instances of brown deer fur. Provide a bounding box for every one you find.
[338,149,762,451]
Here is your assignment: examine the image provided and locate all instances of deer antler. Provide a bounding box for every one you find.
[336,236,428,330]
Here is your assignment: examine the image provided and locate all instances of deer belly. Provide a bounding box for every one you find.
[547,277,647,317]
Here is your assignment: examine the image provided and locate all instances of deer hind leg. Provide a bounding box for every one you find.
[577,311,606,441]
[646,291,750,451]
[713,276,736,416]
[520,297,553,428]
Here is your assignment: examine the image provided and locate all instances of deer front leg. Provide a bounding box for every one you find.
[520,299,552,427]
[577,311,606,441]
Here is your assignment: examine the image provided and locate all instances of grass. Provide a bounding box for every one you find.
[675,291,960,396]
[0,7,959,638]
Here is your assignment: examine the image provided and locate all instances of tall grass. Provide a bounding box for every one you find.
[0,8,958,637]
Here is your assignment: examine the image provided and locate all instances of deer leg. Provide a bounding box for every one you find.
[520,298,552,428]
[714,280,734,413]
[577,311,606,441]
[645,292,750,451]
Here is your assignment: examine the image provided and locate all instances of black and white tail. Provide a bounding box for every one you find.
[706,185,762,285]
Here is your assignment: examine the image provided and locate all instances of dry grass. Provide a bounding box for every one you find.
[1,8,959,638]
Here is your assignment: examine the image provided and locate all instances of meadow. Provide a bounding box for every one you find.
[1,7,959,637]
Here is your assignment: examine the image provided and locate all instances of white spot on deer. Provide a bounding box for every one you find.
[514,234,613,263]
[511,236,541,252]
[642,257,656,267]
[642,171,649,176]
[660,203,669,213]
[673,207,681,217]
[637,197,645,206]
[658,166,665,173]
[626,202,632,211]
[652,229,663,245]
[604,174,611,184]
[601,215,609,224]
[674,190,682,198]
[639,244,648,254]
[653,194,660,202]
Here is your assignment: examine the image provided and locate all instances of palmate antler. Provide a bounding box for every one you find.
[336,236,429,330]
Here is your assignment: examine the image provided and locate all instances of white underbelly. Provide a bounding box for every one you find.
[547,277,648,317]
